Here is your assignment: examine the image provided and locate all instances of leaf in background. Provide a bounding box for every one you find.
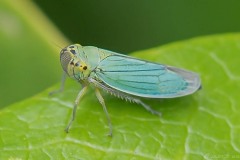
[0,1,68,107]
[1,33,240,159]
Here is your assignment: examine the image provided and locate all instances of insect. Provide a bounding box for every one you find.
[53,44,201,136]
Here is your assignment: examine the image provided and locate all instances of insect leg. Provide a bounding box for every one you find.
[95,88,113,137]
[49,72,67,96]
[65,85,88,133]
[89,78,161,117]
[134,99,162,117]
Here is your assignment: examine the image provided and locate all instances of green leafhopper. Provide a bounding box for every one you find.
[52,44,201,136]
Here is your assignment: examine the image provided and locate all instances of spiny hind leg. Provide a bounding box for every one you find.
[89,78,161,119]
[133,98,162,116]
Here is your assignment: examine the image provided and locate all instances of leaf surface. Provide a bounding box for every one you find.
[1,34,240,159]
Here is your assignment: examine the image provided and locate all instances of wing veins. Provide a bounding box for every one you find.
[102,68,162,72]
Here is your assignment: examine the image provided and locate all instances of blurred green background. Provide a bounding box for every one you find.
[1,0,240,108]
[35,0,240,52]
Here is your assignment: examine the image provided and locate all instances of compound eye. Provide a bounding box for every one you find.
[60,50,72,73]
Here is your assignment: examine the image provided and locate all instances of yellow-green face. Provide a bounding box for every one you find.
[60,44,90,81]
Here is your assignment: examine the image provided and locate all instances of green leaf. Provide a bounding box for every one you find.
[1,33,240,159]
[0,1,68,107]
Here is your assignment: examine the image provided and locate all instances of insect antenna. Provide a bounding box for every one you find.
[51,41,67,50]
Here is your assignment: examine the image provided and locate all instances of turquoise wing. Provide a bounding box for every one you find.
[94,54,201,98]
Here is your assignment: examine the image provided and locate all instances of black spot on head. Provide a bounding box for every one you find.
[70,49,76,54]
[75,62,80,66]
[69,46,75,48]
[83,66,87,70]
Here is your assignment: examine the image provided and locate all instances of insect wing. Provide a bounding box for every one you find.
[94,53,201,98]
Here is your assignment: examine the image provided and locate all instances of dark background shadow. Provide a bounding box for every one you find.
[34,0,240,53]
